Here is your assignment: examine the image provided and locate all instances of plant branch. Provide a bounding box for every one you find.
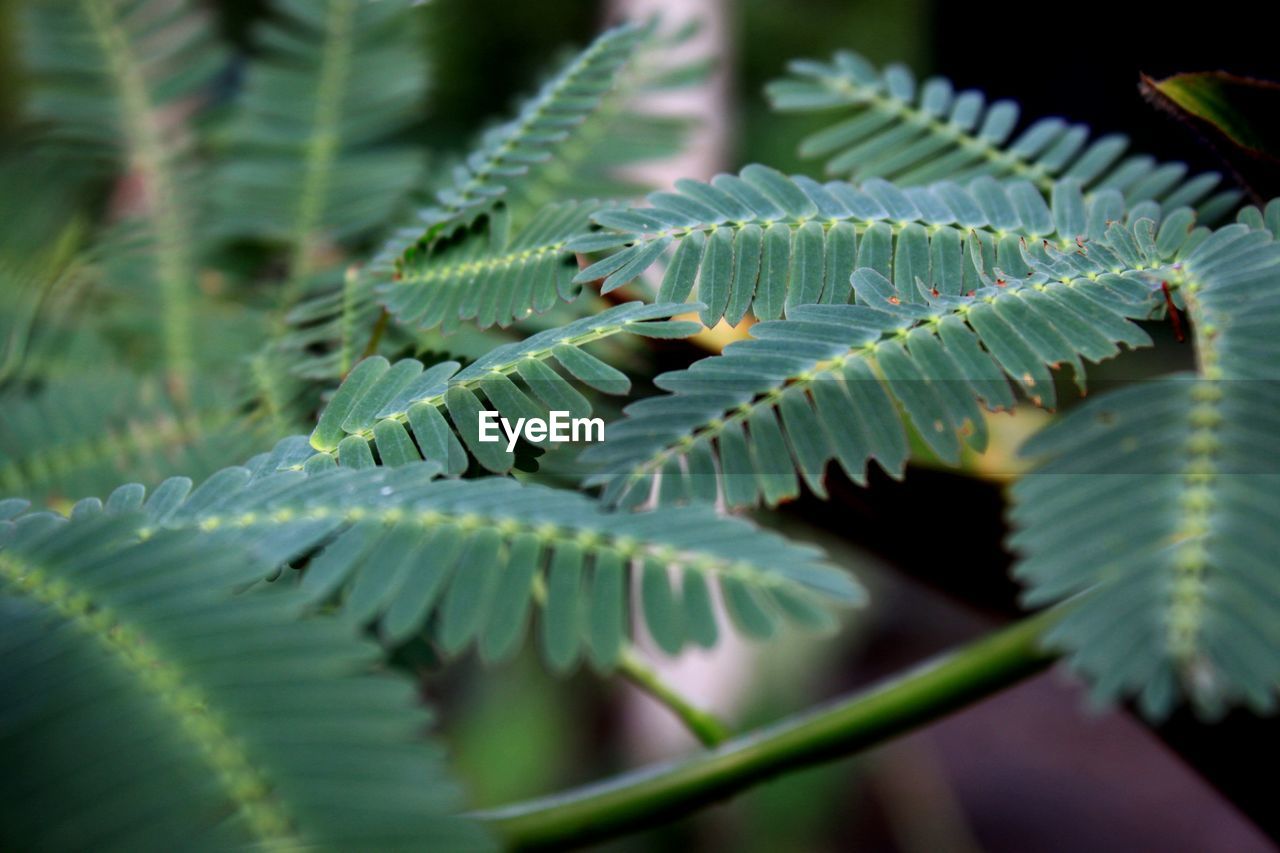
[360,307,390,362]
[616,649,732,747]
[475,608,1062,851]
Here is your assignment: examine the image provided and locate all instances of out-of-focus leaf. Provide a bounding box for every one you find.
[1142,72,1280,155]
[1141,71,1280,201]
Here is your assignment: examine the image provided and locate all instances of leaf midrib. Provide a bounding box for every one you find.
[0,549,298,847]
[84,0,198,388]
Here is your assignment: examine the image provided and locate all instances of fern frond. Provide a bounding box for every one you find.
[305,302,699,474]
[765,50,1241,221]
[394,22,650,251]
[0,252,77,382]
[296,22,693,353]
[82,454,860,669]
[0,246,88,383]
[1010,201,1280,719]
[272,266,384,381]
[0,512,487,850]
[0,373,276,505]
[215,0,429,293]
[275,23,657,374]
[21,0,225,149]
[22,0,226,384]
[572,166,1174,326]
[380,201,600,333]
[496,24,703,219]
[0,148,91,383]
[583,212,1181,508]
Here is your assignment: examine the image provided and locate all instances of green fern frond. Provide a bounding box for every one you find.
[215,0,429,296]
[765,50,1241,220]
[423,21,650,225]
[305,302,699,474]
[90,222,275,362]
[288,21,695,365]
[271,266,383,381]
[81,454,860,669]
[21,0,225,149]
[572,165,1174,326]
[496,24,704,220]
[0,251,76,382]
[0,373,276,505]
[0,511,487,850]
[246,343,314,439]
[384,21,652,269]
[22,0,226,385]
[271,23,657,379]
[582,207,1185,508]
[1010,200,1280,720]
[0,237,87,383]
[380,200,600,333]
[0,148,92,383]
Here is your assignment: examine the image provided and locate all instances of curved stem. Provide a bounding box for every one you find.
[475,608,1062,850]
[616,649,732,747]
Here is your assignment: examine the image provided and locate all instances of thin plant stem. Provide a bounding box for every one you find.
[475,608,1062,850]
[616,648,732,748]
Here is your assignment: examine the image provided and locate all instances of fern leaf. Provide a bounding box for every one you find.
[295,22,694,351]
[0,251,75,382]
[0,373,277,505]
[363,21,667,306]
[1010,200,1280,719]
[276,265,384,381]
[78,453,861,669]
[573,166,1174,326]
[380,201,601,332]
[22,0,226,385]
[215,0,429,294]
[393,22,651,253]
[21,0,225,149]
[496,24,704,220]
[765,50,1241,220]
[583,210,1179,509]
[281,22,665,361]
[0,512,487,850]
[0,148,91,383]
[305,302,699,474]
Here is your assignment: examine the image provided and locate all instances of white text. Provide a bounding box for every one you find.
[477,410,605,451]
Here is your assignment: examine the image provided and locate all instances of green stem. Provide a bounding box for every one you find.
[360,307,390,363]
[476,608,1061,851]
[616,649,732,748]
